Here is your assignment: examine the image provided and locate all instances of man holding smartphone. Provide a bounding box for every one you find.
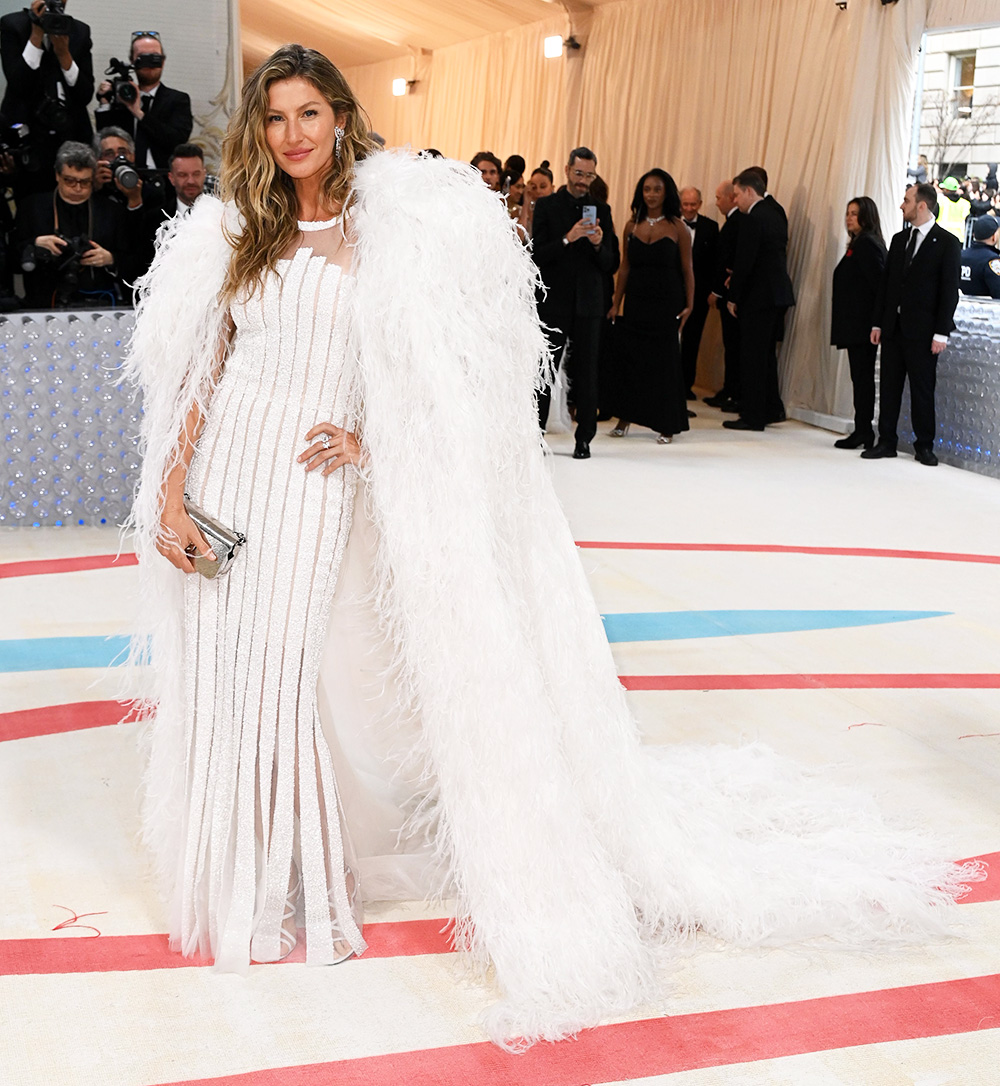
[531,146,619,458]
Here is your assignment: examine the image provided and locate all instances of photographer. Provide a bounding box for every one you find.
[15,140,132,308]
[0,0,94,197]
[93,126,162,295]
[95,32,192,171]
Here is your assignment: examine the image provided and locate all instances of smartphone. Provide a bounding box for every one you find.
[581,205,597,230]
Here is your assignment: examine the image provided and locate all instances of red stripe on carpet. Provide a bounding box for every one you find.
[152,973,1000,1085]
[0,700,137,742]
[4,856,993,979]
[0,553,137,579]
[621,673,1000,691]
[0,918,453,977]
[5,545,999,579]
[14,673,1000,743]
[577,541,1000,565]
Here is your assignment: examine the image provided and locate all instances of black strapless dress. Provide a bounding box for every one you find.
[613,234,689,436]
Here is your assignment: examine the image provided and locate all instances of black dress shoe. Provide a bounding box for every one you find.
[914,447,938,466]
[703,392,729,407]
[722,418,765,431]
[572,442,590,459]
[834,432,875,450]
[766,408,786,424]
[686,409,697,418]
[717,398,740,414]
[860,442,897,459]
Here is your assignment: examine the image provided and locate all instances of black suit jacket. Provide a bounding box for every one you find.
[683,214,718,302]
[531,188,619,323]
[712,209,740,302]
[831,231,887,347]
[100,84,193,170]
[873,223,961,343]
[0,11,93,143]
[728,197,795,313]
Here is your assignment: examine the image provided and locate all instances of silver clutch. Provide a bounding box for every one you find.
[183,495,246,579]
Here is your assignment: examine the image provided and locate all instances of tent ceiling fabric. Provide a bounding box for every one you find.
[240,0,597,70]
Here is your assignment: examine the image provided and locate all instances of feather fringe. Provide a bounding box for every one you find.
[123,151,984,1050]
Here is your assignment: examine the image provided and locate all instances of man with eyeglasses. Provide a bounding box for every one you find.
[531,146,619,459]
[95,31,192,171]
[15,140,132,308]
[0,0,95,198]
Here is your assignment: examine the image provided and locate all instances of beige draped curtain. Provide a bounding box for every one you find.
[344,0,979,421]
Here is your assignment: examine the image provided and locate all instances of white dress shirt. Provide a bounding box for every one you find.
[21,38,79,102]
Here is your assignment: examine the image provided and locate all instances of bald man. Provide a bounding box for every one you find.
[678,186,719,399]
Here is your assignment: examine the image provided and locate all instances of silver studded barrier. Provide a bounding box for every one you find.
[2,297,998,529]
[1,311,140,527]
[898,296,1000,478]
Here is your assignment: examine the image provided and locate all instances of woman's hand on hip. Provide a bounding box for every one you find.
[157,502,215,574]
[299,424,362,475]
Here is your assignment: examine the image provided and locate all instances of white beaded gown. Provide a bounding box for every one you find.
[178,219,428,970]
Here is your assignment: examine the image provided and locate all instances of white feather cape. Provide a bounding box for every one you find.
[124,150,982,1048]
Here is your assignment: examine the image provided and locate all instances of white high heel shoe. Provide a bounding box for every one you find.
[329,867,359,965]
[250,864,302,963]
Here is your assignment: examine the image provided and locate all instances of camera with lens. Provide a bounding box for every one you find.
[22,234,93,305]
[101,58,137,107]
[106,152,138,191]
[31,0,73,37]
[133,50,166,74]
[0,122,40,174]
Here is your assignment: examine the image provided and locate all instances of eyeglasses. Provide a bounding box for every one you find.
[131,30,160,39]
[570,169,597,182]
[59,174,93,188]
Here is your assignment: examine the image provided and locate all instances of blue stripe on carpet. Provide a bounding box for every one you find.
[600,610,950,643]
[1,612,951,669]
[0,636,131,672]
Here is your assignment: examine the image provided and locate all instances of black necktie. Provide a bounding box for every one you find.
[903,227,919,271]
[141,94,153,115]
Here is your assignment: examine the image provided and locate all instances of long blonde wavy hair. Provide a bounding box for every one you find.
[219,44,376,305]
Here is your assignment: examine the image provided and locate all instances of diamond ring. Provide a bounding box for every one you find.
[321,434,332,450]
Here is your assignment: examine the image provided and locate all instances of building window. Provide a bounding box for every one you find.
[952,52,975,118]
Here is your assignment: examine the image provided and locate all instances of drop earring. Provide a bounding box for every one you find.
[334,125,345,160]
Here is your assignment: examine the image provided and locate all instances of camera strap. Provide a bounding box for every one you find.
[52,191,94,256]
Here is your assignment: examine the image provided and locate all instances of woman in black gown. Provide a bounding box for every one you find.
[607,169,694,443]
[830,196,887,449]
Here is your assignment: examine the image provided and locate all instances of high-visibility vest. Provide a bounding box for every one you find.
[937,194,967,243]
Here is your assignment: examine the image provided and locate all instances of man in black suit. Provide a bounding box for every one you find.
[532,146,619,458]
[0,0,94,197]
[705,179,741,411]
[863,183,962,467]
[678,186,718,400]
[95,33,192,171]
[723,168,795,431]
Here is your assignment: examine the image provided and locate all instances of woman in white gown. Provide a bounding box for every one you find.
[126,45,982,1048]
